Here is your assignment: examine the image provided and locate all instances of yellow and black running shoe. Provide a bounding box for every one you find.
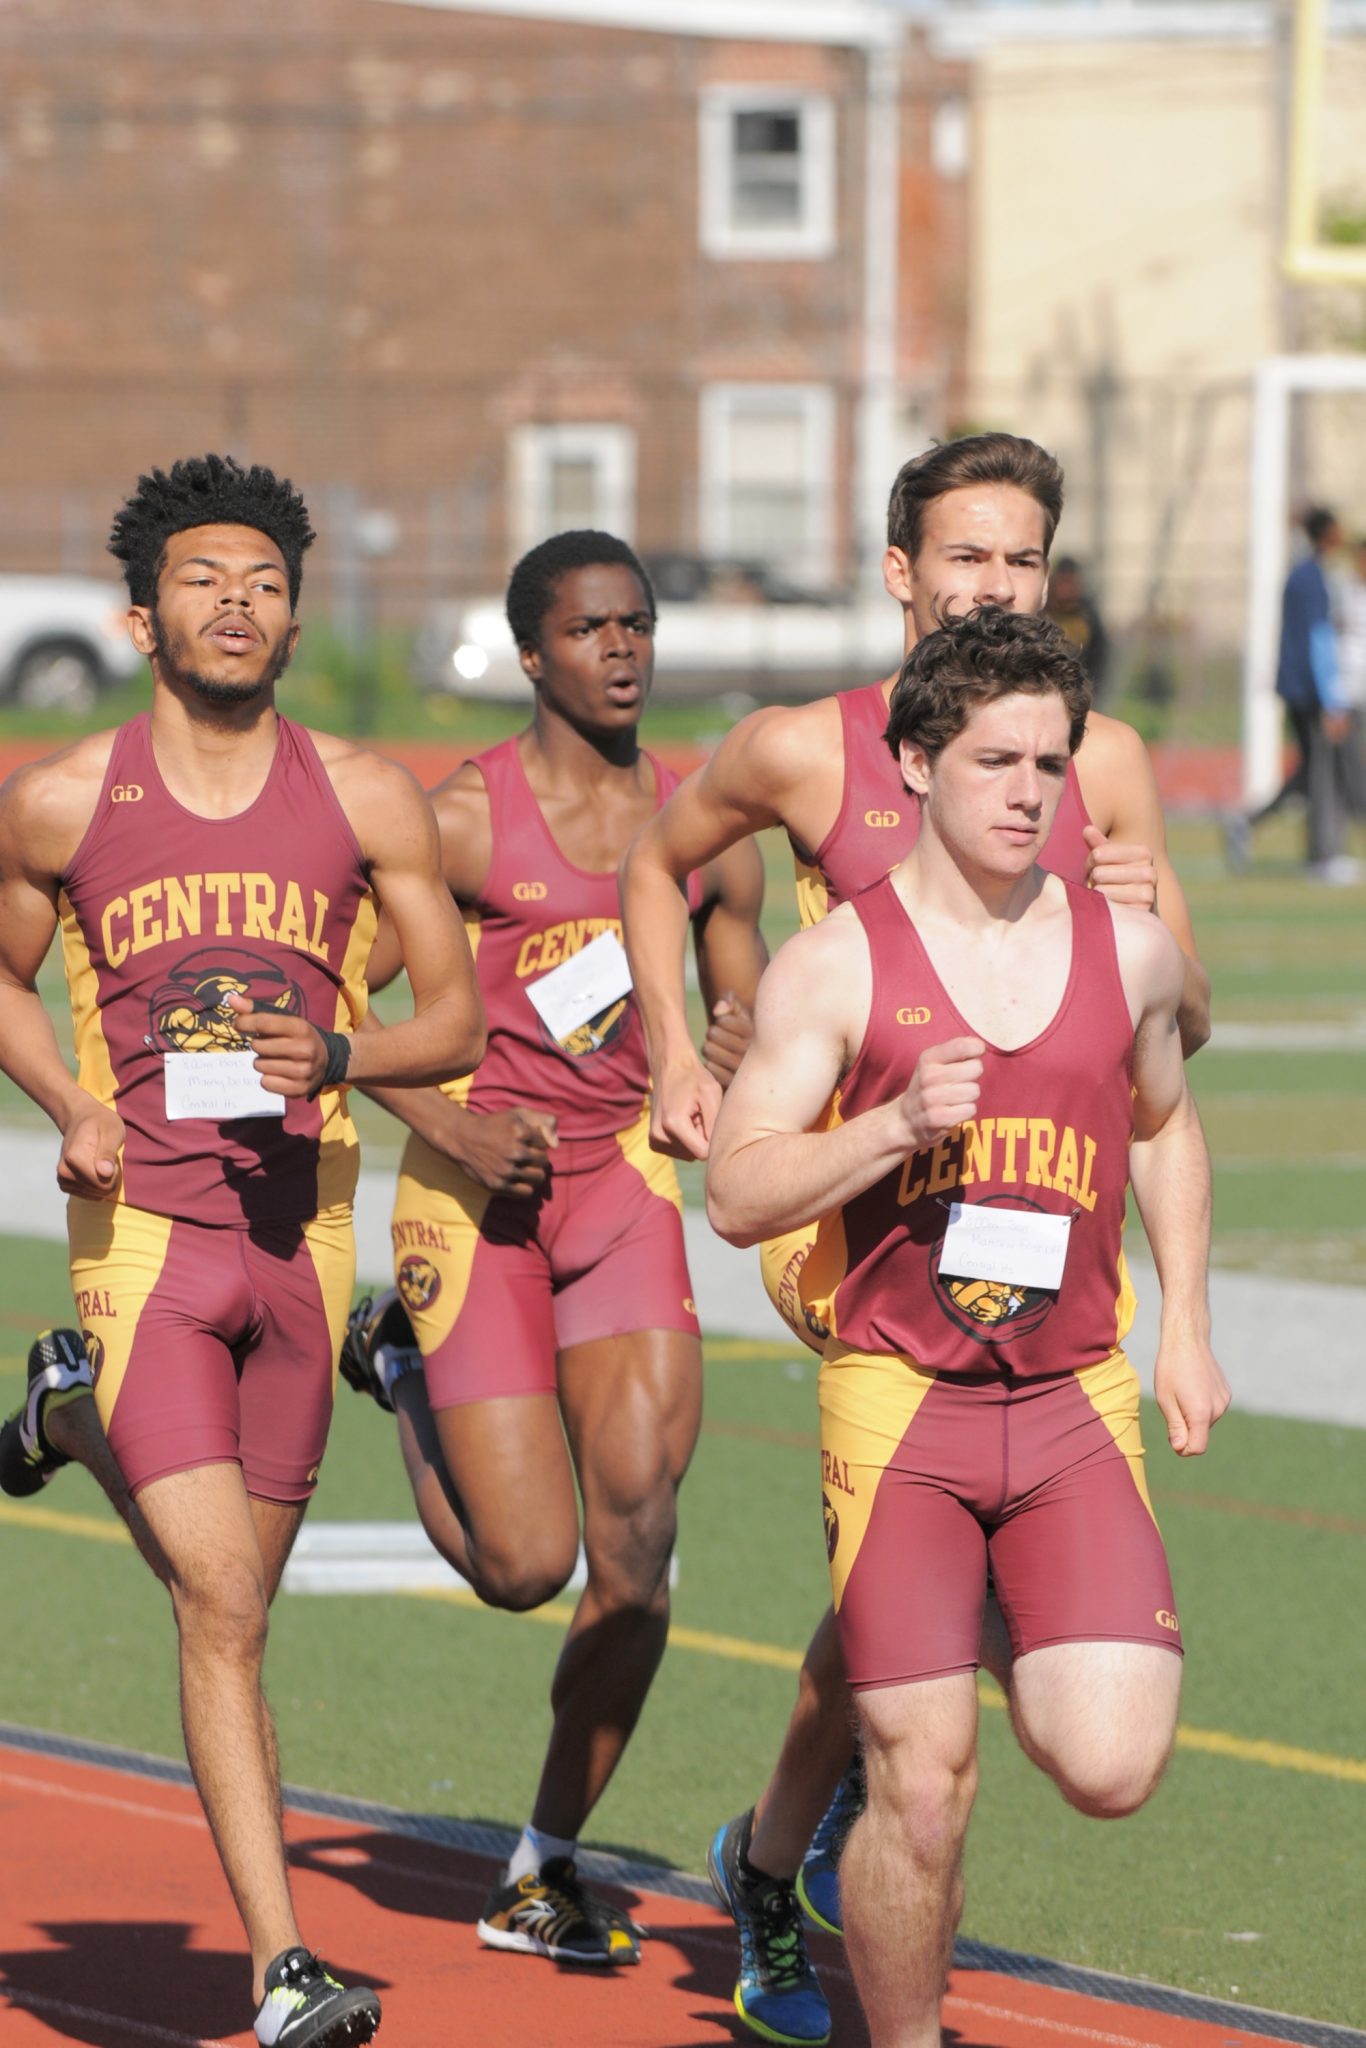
[477,1857,643,1966]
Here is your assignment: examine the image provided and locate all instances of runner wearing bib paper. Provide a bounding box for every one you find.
[707,609,1229,2048]
[348,529,766,1969]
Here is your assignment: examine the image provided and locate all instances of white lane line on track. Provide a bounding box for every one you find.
[0,1769,204,1829]
[945,1994,1172,2047]
[3,1989,231,2047]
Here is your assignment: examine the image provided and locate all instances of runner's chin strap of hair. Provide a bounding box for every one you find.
[307,1027,352,1100]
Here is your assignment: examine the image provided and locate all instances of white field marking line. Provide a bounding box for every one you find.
[944,1993,1174,2047]
[4,1988,231,2047]
[0,1769,204,1830]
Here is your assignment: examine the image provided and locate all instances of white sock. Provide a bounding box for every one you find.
[506,1822,577,1884]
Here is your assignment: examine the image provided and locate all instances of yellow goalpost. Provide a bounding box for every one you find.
[1284,0,1366,284]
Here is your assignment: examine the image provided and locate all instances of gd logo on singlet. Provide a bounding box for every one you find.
[896,1006,931,1026]
[512,881,548,901]
[864,808,900,828]
[110,784,144,803]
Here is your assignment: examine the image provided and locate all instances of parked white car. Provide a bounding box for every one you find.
[0,576,142,710]
[412,596,902,705]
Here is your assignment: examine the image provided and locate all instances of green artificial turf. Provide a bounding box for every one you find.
[1,1292,1362,2025]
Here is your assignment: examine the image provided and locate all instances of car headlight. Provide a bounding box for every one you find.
[452,643,490,681]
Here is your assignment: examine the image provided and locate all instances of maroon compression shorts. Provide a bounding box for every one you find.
[819,1344,1183,1689]
[68,1196,354,1502]
[390,1113,700,1409]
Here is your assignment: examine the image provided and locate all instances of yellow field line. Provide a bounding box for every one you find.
[7,1500,1366,1784]
[0,1499,132,1546]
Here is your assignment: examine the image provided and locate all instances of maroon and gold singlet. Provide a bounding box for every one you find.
[793,678,1094,928]
[820,876,1135,1371]
[391,739,701,1406]
[439,736,699,1137]
[768,678,1096,1349]
[58,714,374,1500]
[60,712,376,1226]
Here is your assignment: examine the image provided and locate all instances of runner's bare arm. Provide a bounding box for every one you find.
[1078,713,1211,1055]
[1119,906,1229,1456]
[364,765,492,998]
[621,708,811,1158]
[241,750,485,1096]
[707,916,982,1244]
[0,756,126,1197]
[356,763,555,1194]
[692,836,768,1092]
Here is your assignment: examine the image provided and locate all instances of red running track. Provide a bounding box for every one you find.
[0,1742,1327,2048]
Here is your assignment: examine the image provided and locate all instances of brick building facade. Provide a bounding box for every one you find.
[0,0,967,620]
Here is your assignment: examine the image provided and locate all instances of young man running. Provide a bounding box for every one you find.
[707,608,1229,2048]
[341,529,766,1966]
[619,432,1212,2043]
[0,455,483,2047]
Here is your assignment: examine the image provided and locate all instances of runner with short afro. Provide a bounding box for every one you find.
[108,453,315,611]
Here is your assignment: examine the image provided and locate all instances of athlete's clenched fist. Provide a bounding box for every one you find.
[895,1035,985,1152]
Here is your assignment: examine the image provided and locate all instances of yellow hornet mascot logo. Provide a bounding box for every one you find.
[397,1254,442,1314]
[150,948,304,1054]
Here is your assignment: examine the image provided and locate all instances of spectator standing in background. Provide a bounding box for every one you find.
[1227,508,1361,883]
[1046,555,1111,703]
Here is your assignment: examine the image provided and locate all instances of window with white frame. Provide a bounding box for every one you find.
[699,87,836,260]
[699,385,835,586]
[509,424,636,559]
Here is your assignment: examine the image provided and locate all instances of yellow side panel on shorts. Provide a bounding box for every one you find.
[58,891,120,1118]
[615,1099,683,1214]
[67,1196,174,1431]
[1113,1240,1137,1349]
[793,855,830,930]
[818,1344,938,1612]
[317,884,378,1214]
[1076,1348,1158,1527]
[302,1208,358,1387]
[438,909,482,1109]
[391,1130,492,1353]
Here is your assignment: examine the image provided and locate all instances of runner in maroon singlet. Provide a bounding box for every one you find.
[344,530,766,1967]
[620,432,1214,2044]
[707,610,1229,2048]
[0,456,482,2047]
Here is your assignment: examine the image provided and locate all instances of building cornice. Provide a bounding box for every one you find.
[372,0,901,50]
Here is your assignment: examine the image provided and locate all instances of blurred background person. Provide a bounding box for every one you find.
[1225,508,1360,882]
[1046,555,1111,704]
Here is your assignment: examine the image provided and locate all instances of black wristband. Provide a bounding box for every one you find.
[308,1027,352,1100]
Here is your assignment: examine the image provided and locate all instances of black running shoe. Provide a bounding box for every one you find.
[253,1947,380,2047]
[0,1329,93,1499]
[477,1856,642,1965]
[338,1292,421,1414]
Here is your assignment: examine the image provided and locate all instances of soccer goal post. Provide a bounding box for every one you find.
[1242,354,1366,804]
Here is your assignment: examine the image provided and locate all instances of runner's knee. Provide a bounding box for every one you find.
[864,1740,978,1868]
[169,1557,270,1660]
[582,1484,677,1606]
[1047,1740,1171,1820]
[467,1525,578,1612]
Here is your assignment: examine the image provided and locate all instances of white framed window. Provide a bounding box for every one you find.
[699,87,836,260]
[699,383,836,586]
[509,424,636,558]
